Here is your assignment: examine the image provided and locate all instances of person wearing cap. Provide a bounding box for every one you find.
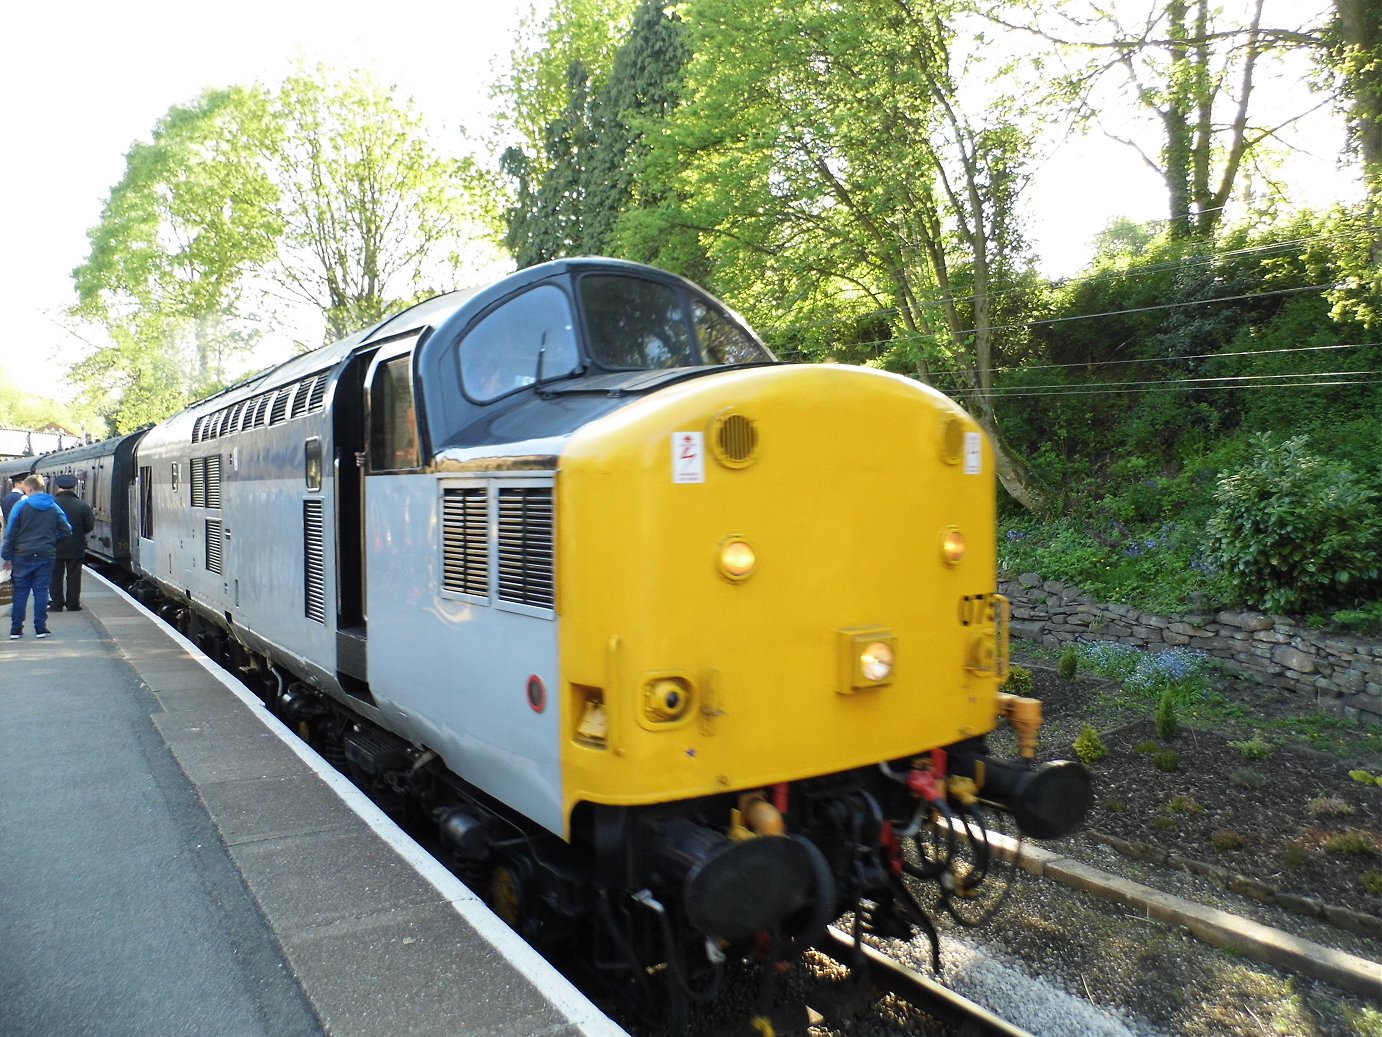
[2,474,72,640]
[50,473,95,612]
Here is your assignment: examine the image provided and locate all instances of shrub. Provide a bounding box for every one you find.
[1211,830,1246,851]
[1229,733,1274,760]
[1073,725,1107,764]
[1058,647,1078,680]
[1322,831,1376,854]
[1349,769,1382,786]
[1205,434,1382,614]
[1002,666,1034,696]
[1153,749,1181,771]
[1364,871,1382,895]
[1155,692,1179,740]
[1168,795,1203,814]
[1308,797,1355,818]
[1283,844,1309,869]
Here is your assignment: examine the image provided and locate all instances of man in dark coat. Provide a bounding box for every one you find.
[50,473,96,612]
[1,474,26,522]
[2,474,72,639]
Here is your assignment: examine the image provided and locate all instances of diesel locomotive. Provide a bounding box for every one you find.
[33,258,1089,1022]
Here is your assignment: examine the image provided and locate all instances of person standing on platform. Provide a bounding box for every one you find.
[2,475,72,640]
[49,474,95,612]
[1,474,27,523]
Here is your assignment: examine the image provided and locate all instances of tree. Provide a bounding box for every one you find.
[500,0,690,267]
[71,66,491,427]
[260,67,482,341]
[625,0,1049,510]
[995,0,1331,241]
[70,87,280,424]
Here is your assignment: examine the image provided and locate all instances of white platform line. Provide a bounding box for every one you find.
[93,570,630,1037]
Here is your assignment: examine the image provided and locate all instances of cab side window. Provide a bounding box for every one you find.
[461,285,579,403]
[370,356,420,471]
[691,299,771,364]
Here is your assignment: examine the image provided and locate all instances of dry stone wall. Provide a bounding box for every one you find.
[1000,573,1382,722]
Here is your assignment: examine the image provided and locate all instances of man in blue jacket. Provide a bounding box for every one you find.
[2,475,73,640]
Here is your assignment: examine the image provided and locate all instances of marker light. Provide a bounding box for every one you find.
[719,537,757,581]
[860,641,895,682]
[941,528,967,566]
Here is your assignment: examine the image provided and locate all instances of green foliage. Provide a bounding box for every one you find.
[1229,769,1267,789]
[1001,665,1034,696]
[1155,693,1178,740]
[1322,831,1376,854]
[1072,725,1107,764]
[1152,749,1181,771]
[71,65,489,427]
[1308,797,1355,818]
[1364,872,1382,895]
[1000,514,1229,616]
[1330,602,1382,635]
[1350,769,1382,786]
[1206,434,1382,615]
[1057,647,1078,680]
[1167,795,1202,814]
[1283,843,1309,869]
[1229,733,1275,761]
[501,0,691,268]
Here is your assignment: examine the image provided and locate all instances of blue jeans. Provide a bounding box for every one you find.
[9,555,55,635]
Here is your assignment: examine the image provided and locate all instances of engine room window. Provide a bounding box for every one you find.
[460,285,579,403]
[370,357,420,471]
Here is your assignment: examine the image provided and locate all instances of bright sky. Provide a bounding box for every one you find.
[0,0,533,401]
[0,0,1359,404]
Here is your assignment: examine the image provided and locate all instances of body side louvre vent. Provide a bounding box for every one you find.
[191,456,207,508]
[496,487,555,610]
[308,372,330,411]
[205,518,224,575]
[441,488,490,597]
[205,455,222,510]
[303,499,326,623]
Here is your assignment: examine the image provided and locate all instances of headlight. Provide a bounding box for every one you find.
[860,641,894,682]
[718,537,756,581]
[941,527,966,566]
[837,628,897,692]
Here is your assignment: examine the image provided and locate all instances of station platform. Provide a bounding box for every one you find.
[0,573,627,1037]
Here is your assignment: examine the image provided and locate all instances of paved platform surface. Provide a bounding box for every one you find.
[0,575,625,1037]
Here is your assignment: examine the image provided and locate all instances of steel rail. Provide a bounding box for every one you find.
[816,925,1035,1037]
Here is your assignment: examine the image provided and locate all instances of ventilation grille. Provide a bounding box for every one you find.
[191,455,222,509]
[205,455,222,509]
[191,457,206,507]
[710,412,759,469]
[303,499,325,623]
[442,488,490,597]
[192,370,331,442]
[496,488,555,609]
[205,518,224,575]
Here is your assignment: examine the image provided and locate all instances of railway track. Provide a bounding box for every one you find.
[811,926,1033,1037]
